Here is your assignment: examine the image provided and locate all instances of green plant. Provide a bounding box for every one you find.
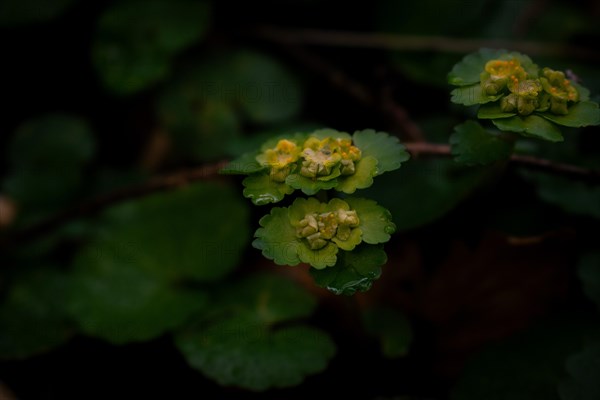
[2,2,600,396]
[223,129,408,294]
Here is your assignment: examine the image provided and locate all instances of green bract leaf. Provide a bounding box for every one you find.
[254,197,394,270]
[334,156,377,194]
[492,115,563,142]
[448,49,538,86]
[243,174,295,205]
[362,308,413,358]
[450,120,513,166]
[578,252,600,310]
[229,129,406,203]
[296,241,339,269]
[310,245,387,295]
[559,342,600,400]
[477,102,517,119]
[352,129,410,175]
[93,0,211,94]
[285,174,339,196]
[451,84,503,106]
[253,207,302,266]
[175,275,335,391]
[0,269,73,359]
[539,101,600,127]
[345,198,396,244]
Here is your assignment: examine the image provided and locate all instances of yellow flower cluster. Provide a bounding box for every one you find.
[257,137,362,183]
[481,59,578,116]
[296,208,360,250]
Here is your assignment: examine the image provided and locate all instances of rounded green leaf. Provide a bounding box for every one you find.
[86,183,250,282]
[310,245,387,295]
[68,255,206,344]
[345,198,396,244]
[538,101,600,127]
[297,241,339,269]
[176,318,334,391]
[0,269,73,359]
[93,0,211,94]
[253,206,301,266]
[243,174,295,205]
[450,120,513,166]
[352,129,409,175]
[175,274,335,391]
[492,115,563,142]
[285,173,339,195]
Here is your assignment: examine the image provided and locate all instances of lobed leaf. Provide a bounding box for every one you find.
[450,120,513,166]
[310,245,387,295]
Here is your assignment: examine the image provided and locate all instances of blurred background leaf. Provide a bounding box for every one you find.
[0,0,76,26]
[158,49,303,162]
[67,182,248,343]
[0,268,73,359]
[362,307,413,358]
[451,317,600,400]
[558,342,600,400]
[2,114,95,226]
[93,0,211,94]
[175,274,335,391]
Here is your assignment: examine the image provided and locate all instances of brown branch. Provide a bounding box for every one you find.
[3,146,599,248]
[405,142,600,181]
[2,161,227,246]
[257,27,600,61]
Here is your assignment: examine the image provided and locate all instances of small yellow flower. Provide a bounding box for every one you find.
[257,139,300,182]
[296,208,360,250]
[300,137,342,178]
[481,58,527,95]
[540,68,578,115]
